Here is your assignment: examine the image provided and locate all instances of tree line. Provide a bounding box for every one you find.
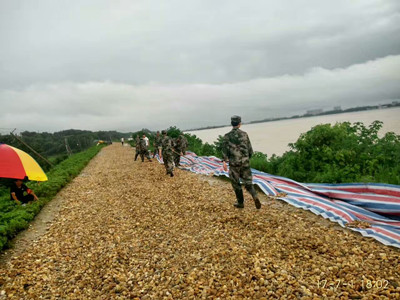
[0,129,130,171]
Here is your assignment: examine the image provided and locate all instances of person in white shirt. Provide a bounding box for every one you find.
[143,134,149,147]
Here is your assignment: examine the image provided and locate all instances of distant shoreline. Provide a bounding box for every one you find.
[185,101,400,132]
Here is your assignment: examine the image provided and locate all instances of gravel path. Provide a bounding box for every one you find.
[1,144,399,299]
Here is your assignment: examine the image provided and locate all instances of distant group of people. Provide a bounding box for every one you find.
[134,133,153,162]
[159,130,188,177]
[133,131,188,177]
[130,115,261,209]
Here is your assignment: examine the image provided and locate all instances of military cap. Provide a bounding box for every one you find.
[162,130,167,134]
[231,115,241,124]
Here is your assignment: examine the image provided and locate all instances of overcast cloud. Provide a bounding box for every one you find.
[0,0,399,132]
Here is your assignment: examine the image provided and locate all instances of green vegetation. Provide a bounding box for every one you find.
[251,121,400,184]
[0,129,128,171]
[0,145,106,250]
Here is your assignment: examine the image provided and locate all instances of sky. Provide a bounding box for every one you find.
[0,0,399,133]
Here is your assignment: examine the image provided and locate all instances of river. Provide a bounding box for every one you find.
[186,107,400,157]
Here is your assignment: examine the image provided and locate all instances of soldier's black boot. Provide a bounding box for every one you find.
[246,185,261,209]
[233,189,244,208]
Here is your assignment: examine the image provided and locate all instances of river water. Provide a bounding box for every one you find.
[187,107,400,157]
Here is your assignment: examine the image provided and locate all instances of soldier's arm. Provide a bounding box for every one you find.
[183,138,188,153]
[247,134,254,158]
[220,135,227,171]
[222,135,229,163]
[222,135,231,171]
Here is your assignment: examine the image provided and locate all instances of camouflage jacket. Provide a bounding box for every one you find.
[154,135,162,147]
[161,136,173,154]
[222,128,253,167]
[139,138,148,150]
[174,136,188,153]
[180,136,188,152]
[135,137,141,150]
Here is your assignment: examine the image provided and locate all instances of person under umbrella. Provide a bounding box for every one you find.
[10,178,39,205]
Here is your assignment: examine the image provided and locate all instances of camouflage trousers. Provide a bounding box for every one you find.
[173,152,181,166]
[140,149,151,161]
[134,148,141,160]
[153,148,159,157]
[162,151,174,173]
[229,164,257,198]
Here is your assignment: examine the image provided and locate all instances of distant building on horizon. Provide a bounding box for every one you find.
[379,103,391,109]
[306,109,323,115]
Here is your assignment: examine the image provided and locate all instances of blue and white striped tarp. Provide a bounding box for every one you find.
[156,152,400,248]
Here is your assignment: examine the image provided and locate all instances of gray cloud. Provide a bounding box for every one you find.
[1,55,399,132]
[1,0,399,86]
[0,0,399,132]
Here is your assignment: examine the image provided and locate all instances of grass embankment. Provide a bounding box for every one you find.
[0,145,106,250]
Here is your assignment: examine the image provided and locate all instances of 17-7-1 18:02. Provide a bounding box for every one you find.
[317,279,389,290]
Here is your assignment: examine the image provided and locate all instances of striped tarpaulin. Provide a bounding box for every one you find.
[156,152,400,248]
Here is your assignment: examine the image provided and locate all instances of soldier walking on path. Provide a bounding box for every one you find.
[222,116,261,209]
[173,134,188,167]
[134,135,141,161]
[160,130,175,177]
[153,131,162,157]
[140,135,152,162]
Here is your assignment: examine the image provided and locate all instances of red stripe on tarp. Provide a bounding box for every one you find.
[0,144,27,179]
[350,211,400,226]
[294,196,354,223]
[317,186,400,198]
[317,190,400,203]
[372,226,400,240]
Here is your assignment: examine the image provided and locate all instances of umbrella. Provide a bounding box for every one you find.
[0,143,48,181]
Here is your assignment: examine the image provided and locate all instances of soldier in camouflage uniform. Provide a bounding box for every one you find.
[139,136,152,162]
[134,135,141,161]
[222,116,261,209]
[173,134,188,167]
[153,131,162,157]
[160,130,174,177]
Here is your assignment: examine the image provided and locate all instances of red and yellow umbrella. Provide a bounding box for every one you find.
[0,143,48,181]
